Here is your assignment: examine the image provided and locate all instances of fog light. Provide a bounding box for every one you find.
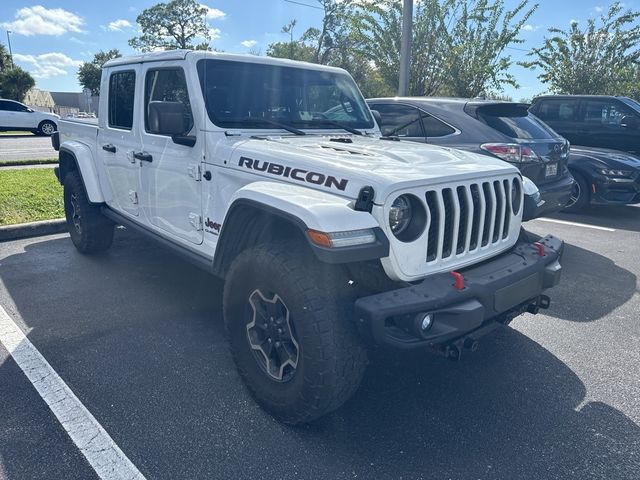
[419,313,433,331]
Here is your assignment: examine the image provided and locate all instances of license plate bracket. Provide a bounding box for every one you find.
[545,163,558,177]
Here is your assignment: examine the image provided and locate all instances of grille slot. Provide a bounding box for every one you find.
[420,178,516,265]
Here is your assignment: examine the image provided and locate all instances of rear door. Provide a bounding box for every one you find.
[476,103,569,187]
[368,103,426,142]
[138,64,204,245]
[0,100,11,127]
[99,66,141,217]
[0,100,30,129]
[531,98,582,144]
[581,98,640,154]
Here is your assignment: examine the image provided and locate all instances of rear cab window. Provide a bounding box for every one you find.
[474,103,558,140]
[108,70,136,130]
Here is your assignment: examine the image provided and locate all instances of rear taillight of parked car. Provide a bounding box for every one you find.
[480,143,538,163]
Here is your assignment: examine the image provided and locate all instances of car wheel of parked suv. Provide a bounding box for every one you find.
[37,120,57,136]
[563,170,589,212]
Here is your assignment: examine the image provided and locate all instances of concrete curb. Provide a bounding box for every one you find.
[0,218,67,242]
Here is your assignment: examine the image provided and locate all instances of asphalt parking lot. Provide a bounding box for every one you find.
[1,206,639,480]
[0,135,57,162]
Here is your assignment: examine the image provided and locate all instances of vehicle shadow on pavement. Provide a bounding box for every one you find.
[302,334,640,479]
[1,231,638,480]
[552,204,640,233]
[541,242,636,322]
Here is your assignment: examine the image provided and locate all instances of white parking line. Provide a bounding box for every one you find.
[535,217,616,232]
[0,305,146,480]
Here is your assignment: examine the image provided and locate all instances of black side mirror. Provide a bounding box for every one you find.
[148,101,196,147]
[621,115,639,129]
[370,109,382,126]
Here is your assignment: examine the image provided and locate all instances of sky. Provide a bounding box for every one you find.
[1,0,638,99]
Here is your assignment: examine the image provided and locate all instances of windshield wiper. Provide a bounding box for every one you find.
[312,119,364,136]
[240,117,305,135]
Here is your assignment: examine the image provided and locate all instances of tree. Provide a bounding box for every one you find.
[0,67,35,101]
[129,0,210,52]
[443,0,537,97]
[523,2,640,95]
[352,0,536,97]
[0,43,11,71]
[77,49,121,95]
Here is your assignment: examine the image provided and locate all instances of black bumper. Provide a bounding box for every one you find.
[591,174,640,205]
[523,175,575,220]
[354,235,563,350]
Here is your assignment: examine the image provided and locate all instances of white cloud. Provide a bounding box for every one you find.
[107,19,132,31]
[209,27,222,40]
[522,24,540,32]
[595,6,604,12]
[200,4,226,20]
[1,6,84,36]
[14,52,82,79]
[241,40,258,48]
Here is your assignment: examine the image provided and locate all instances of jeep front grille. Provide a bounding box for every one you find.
[424,178,517,263]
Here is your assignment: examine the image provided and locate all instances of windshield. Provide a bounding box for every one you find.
[196,59,374,130]
[475,104,559,140]
[620,97,640,113]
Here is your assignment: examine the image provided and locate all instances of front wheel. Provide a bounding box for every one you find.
[223,243,368,424]
[37,120,56,136]
[64,171,114,253]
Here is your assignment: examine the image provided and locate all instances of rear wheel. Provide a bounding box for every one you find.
[223,243,368,424]
[563,171,589,212]
[37,120,56,136]
[64,171,114,253]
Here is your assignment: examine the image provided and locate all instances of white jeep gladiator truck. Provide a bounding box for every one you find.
[52,50,563,424]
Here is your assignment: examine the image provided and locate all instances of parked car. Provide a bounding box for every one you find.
[366,97,575,220]
[563,146,640,212]
[52,50,563,424]
[0,99,59,136]
[530,95,640,155]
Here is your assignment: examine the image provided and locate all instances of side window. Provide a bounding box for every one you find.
[583,100,633,126]
[0,101,8,111]
[108,70,136,130]
[144,68,193,135]
[421,112,455,137]
[535,100,577,122]
[370,103,424,137]
[1,101,20,112]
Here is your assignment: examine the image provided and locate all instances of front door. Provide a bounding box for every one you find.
[99,67,141,217]
[138,64,203,245]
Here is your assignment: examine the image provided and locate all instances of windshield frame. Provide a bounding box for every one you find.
[619,97,640,114]
[196,58,375,132]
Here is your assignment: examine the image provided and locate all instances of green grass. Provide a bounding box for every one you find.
[0,168,64,226]
[0,158,58,166]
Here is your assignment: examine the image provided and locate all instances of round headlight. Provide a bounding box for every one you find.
[389,195,412,235]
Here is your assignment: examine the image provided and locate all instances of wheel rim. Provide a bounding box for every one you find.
[566,181,581,207]
[70,193,82,235]
[246,289,299,382]
[41,123,54,135]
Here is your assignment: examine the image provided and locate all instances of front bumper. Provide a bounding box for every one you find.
[523,175,575,220]
[354,235,563,350]
[591,173,640,205]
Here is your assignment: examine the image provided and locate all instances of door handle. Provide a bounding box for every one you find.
[133,151,153,163]
[102,144,116,153]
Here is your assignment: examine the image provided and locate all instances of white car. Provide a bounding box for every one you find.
[0,98,59,135]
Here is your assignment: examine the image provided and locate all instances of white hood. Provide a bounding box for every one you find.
[227,134,519,203]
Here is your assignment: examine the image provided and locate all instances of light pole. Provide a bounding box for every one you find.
[398,0,413,96]
[6,30,14,68]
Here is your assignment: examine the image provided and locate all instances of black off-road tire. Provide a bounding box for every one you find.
[563,170,590,213]
[223,242,368,425]
[37,120,56,136]
[64,171,114,254]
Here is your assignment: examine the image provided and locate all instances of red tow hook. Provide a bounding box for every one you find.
[533,242,545,257]
[450,271,465,290]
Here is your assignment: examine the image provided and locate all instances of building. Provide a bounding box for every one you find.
[23,87,100,117]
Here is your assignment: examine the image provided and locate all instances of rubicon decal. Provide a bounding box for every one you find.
[239,157,349,191]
